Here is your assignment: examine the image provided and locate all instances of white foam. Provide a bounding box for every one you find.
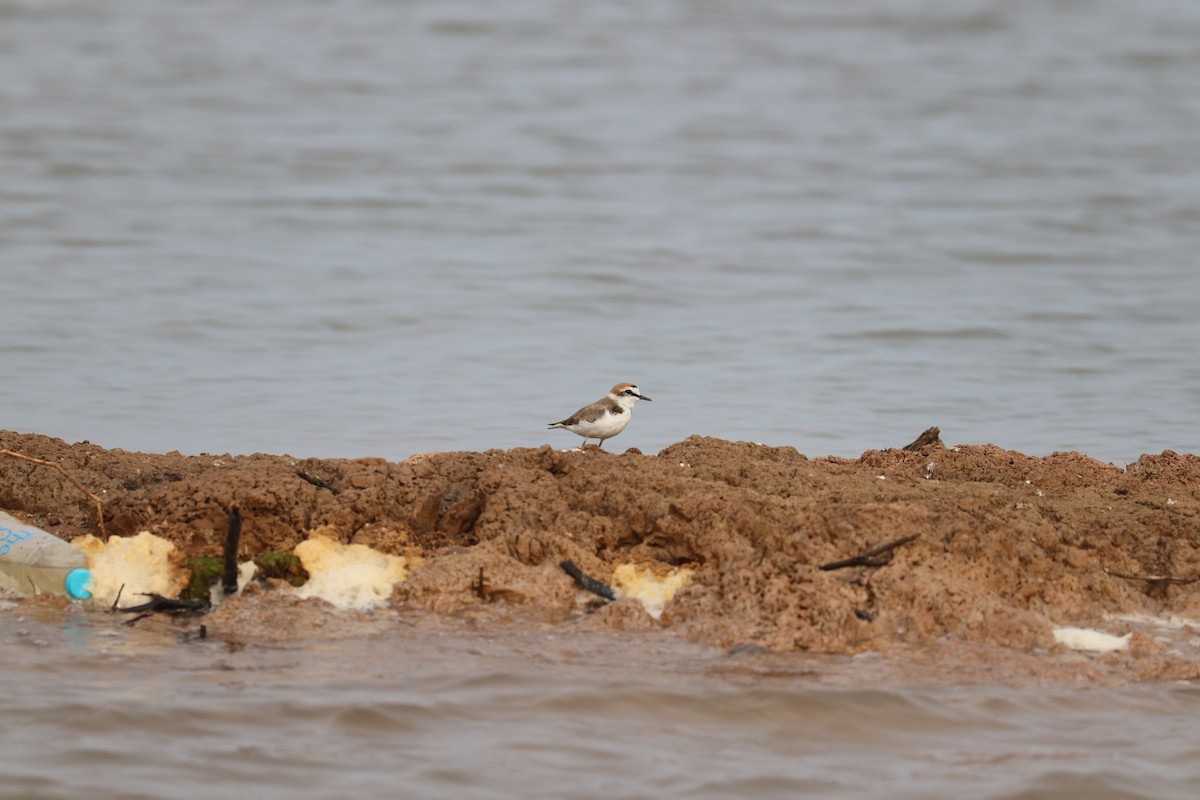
[73,531,187,607]
[292,534,412,610]
[1052,626,1131,653]
[612,564,692,620]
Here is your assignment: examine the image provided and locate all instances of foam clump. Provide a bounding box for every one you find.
[1052,626,1131,653]
[292,534,411,610]
[612,563,692,620]
[73,531,187,607]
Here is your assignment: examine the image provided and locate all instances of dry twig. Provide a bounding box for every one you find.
[1103,568,1200,586]
[468,566,524,603]
[0,449,107,538]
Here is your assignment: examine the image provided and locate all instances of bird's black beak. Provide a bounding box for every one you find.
[639,394,652,402]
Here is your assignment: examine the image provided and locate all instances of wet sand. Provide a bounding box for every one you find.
[3,429,1199,685]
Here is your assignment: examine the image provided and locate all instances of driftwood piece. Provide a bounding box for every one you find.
[0,449,107,538]
[560,560,617,602]
[820,534,921,571]
[902,427,943,451]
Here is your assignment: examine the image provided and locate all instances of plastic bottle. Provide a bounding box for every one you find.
[0,511,93,600]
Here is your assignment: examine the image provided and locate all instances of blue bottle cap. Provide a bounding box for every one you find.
[64,568,93,600]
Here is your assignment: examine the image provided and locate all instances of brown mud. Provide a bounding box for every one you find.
[3,429,1200,683]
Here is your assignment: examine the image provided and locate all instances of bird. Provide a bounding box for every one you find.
[548,383,652,450]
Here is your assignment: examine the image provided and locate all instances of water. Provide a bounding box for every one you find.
[2,1,1200,796]
[4,607,1199,800]
[1,0,1197,464]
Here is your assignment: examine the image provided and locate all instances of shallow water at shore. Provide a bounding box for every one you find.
[3,604,1199,800]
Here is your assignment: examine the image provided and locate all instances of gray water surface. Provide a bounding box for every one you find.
[3,607,1200,800]
[3,0,1198,464]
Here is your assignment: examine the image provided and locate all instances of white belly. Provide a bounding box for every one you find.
[567,411,630,439]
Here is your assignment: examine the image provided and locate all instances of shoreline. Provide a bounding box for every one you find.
[2,429,1199,683]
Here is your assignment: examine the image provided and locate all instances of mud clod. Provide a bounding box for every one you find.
[3,430,1200,665]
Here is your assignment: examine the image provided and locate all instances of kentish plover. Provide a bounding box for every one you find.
[548,383,652,450]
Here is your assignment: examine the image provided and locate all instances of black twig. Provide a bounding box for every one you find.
[120,593,208,625]
[296,470,338,494]
[118,593,208,614]
[222,506,242,597]
[820,534,921,571]
[560,560,617,602]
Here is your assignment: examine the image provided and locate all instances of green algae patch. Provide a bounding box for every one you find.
[184,556,224,603]
[254,551,309,587]
[183,551,309,602]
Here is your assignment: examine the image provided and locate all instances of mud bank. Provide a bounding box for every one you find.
[3,430,1199,681]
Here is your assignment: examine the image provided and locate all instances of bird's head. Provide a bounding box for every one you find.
[610,383,651,405]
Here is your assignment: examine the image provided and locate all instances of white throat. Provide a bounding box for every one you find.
[613,392,640,411]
